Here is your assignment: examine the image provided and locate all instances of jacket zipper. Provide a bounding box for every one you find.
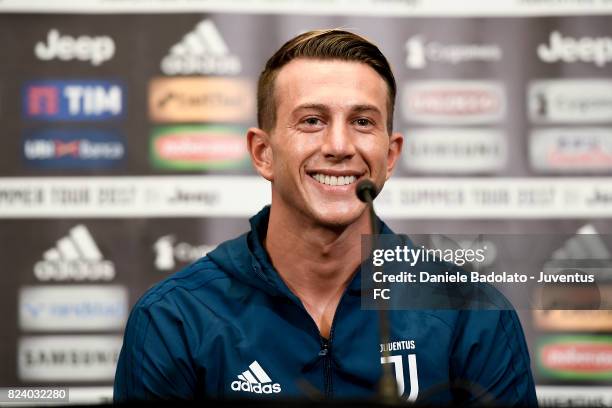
[319,338,332,398]
[257,261,351,399]
[318,287,350,399]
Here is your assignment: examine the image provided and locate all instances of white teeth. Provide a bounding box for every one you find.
[311,174,357,186]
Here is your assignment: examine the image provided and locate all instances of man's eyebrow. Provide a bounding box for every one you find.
[291,103,383,115]
[351,104,383,116]
[292,103,329,113]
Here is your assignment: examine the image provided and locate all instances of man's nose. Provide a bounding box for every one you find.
[320,121,356,160]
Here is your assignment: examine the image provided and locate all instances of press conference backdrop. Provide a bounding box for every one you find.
[1,0,612,405]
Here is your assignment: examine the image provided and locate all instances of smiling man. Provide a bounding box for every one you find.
[114,30,537,405]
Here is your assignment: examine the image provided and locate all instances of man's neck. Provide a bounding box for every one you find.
[265,203,370,338]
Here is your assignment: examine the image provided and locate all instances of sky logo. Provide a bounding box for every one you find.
[23,80,125,121]
[23,128,125,169]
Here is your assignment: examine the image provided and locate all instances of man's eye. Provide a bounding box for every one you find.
[355,118,372,127]
[304,117,322,126]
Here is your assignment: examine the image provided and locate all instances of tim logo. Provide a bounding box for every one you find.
[381,354,419,402]
[23,80,125,121]
[23,129,125,169]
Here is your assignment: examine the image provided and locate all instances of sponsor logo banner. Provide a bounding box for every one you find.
[18,335,121,381]
[23,80,125,121]
[405,35,501,69]
[0,176,270,217]
[153,235,215,271]
[19,285,128,331]
[537,335,612,380]
[23,128,125,169]
[533,309,612,332]
[34,224,116,282]
[34,29,115,66]
[148,77,254,123]
[530,128,612,173]
[402,81,506,124]
[537,385,612,407]
[150,125,249,170]
[2,177,612,218]
[528,80,612,124]
[538,31,612,67]
[376,178,612,218]
[161,19,241,75]
[403,128,507,174]
[3,1,612,16]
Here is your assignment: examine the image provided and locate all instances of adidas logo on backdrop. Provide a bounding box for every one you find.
[34,224,115,281]
[161,19,242,75]
[551,224,610,260]
[230,361,281,394]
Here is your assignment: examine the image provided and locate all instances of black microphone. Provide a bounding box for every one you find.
[356,179,379,203]
[356,179,379,237]
[355,180,399,404]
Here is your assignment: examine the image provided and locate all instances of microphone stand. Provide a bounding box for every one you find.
[356,181,399,405]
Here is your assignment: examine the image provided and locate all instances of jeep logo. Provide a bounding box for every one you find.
[35,29,115,66]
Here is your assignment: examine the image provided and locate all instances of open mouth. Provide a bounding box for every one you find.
[310,173,358,187]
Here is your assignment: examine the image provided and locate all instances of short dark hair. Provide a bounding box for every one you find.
[257,29,396,134]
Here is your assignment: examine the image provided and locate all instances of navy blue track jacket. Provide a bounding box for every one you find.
[114,206,538,405]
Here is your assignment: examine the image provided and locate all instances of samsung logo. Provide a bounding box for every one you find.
[18,336,122,381]
[404,128,507,174]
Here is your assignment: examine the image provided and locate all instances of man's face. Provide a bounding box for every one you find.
[254,58,402,228]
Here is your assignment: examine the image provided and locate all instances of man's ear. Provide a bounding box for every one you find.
[385,131,403,180]
[247,127,274,181]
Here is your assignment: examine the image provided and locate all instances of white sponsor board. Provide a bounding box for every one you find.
[404,128,507,174]
[1,176,612,218]
[376,178,612,218]
[2,0,612,16]
[530,127,612,173]
[403,81,506,124]
[35,29,115,66]
[538,31,612,68]
[19,285,128,331]
[0,176,270,217]
[18,335,122,382]
[528,80,612,124]
[34,225,116,282]
[537,386,612,407]
[153,235,216,271]
[405,36,501,69]
[160,19,241,76]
